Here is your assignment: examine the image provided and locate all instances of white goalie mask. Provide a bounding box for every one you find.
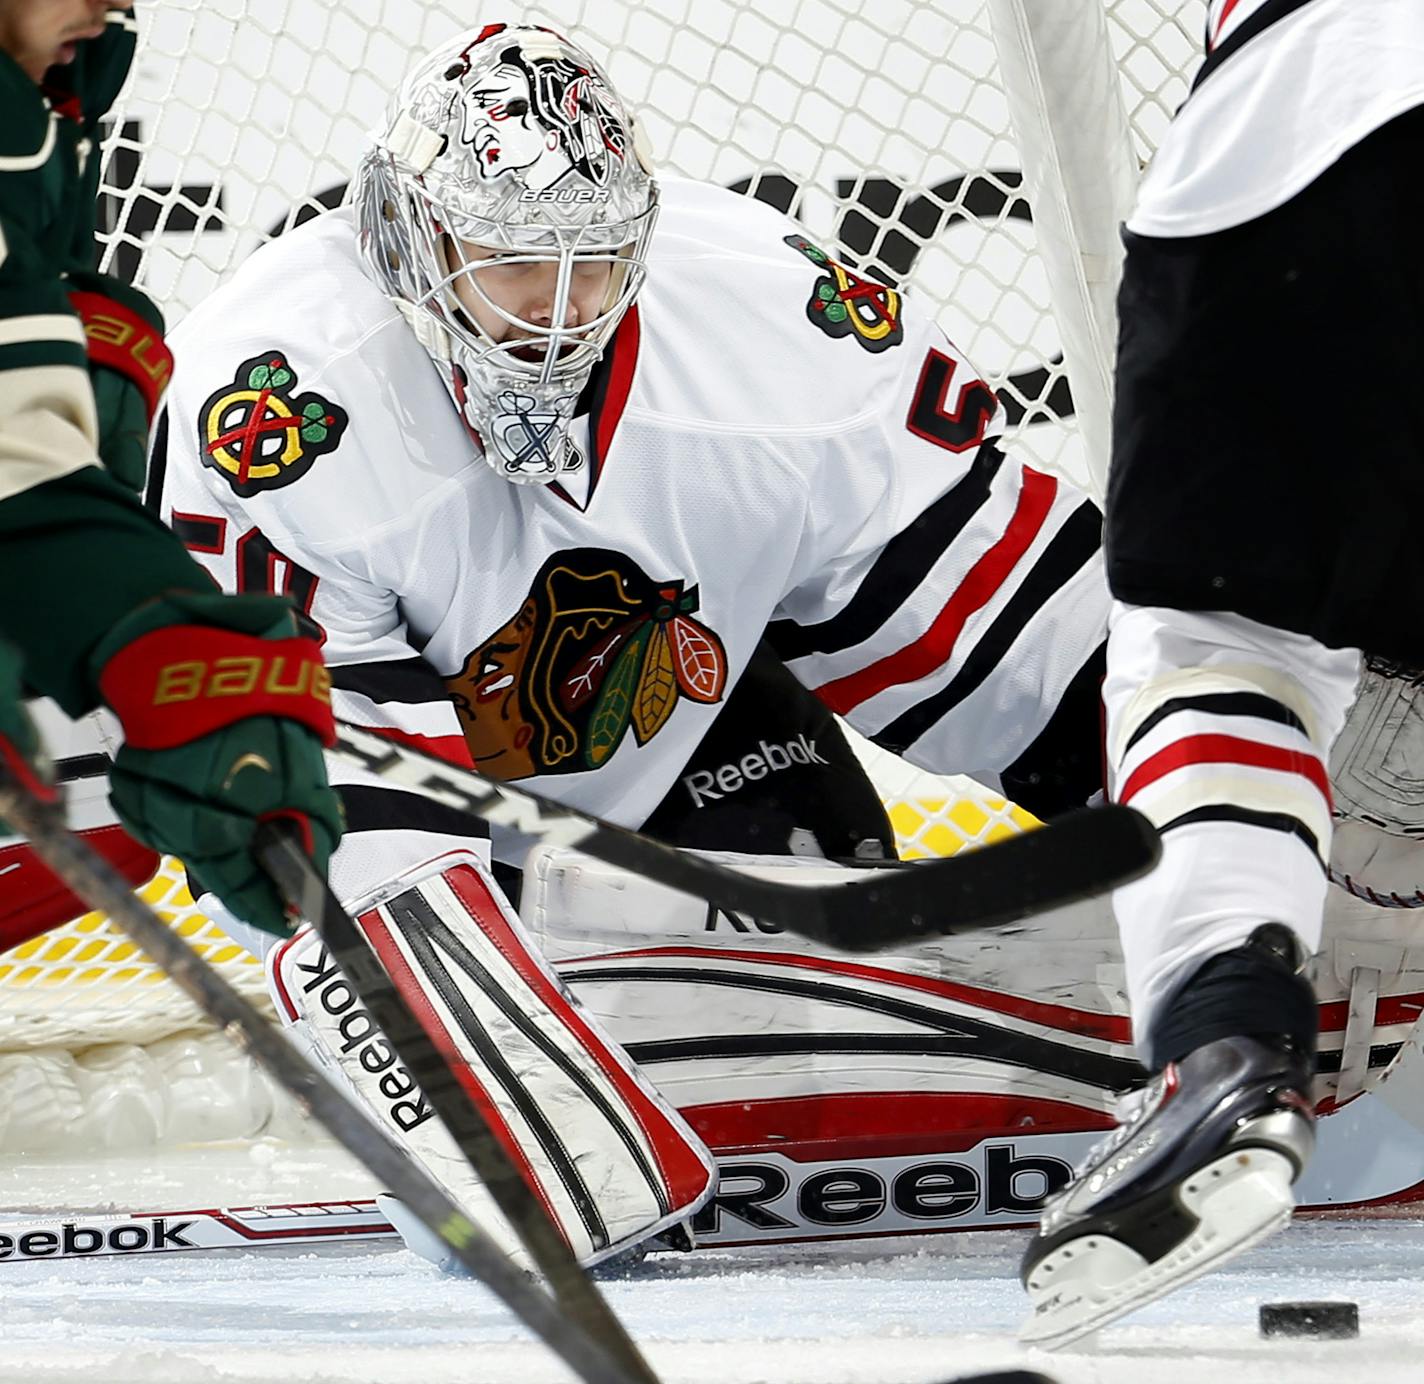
[354,23,657,483]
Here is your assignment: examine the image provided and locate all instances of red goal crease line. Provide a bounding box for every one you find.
[0,1200,399,1262]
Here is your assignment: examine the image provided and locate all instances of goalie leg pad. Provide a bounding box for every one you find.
[525,843,1424,1134]
[267,850,716,1268]
[1329,660,1424,907]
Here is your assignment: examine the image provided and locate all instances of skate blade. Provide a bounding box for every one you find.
[1019,1146,1296,1349]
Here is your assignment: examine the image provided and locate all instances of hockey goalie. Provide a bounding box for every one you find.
[6,20,1424,1270]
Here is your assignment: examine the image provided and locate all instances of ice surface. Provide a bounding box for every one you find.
[0,1093,1422,1382]
[0,1214,1419,1384]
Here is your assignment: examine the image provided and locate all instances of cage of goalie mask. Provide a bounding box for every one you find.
[354,23,657,483]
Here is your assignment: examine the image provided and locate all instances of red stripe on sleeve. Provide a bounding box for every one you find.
[363,723,475,768]
[1118,732,1332,808]
[814,465,1057,715]
[1211,0,1244,48]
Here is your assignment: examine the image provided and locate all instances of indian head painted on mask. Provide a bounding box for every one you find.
[445,548,728,780]
[456,30,628,193]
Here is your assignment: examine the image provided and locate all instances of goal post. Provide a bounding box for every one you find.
[1,0,1208,1155]
[986,0,1140,501]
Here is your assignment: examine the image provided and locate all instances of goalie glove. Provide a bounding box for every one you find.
[66,271,173,492]
[90,589,342,934]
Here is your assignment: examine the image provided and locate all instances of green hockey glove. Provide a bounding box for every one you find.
[0,638,55,831]
[67,272,173,493]
[90,591,343,934]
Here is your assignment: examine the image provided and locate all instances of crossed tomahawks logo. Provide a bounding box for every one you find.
[784,235,904,353]
[200,353,348,497]
[490,389,585,479]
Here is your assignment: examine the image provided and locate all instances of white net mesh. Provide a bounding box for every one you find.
[1,0,1205,1100]
[98,0,1201,490]
[0,865,269,1051]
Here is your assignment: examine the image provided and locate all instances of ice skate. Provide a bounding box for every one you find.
[1019,1032,1315,1348]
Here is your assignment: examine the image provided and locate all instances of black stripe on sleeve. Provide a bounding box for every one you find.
[1123,692,1308,757]
[338,783,490,840]
[330,658,452,705]
[872,500,1102,754]
[1158,804,1323,865]
[1192,0,1317,94]
[766,441,1006,662]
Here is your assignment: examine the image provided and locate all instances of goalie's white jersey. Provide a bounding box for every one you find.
[156,178,1106,891]
[1131,0,1424,237]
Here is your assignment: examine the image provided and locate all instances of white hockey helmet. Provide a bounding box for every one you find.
[354,23,656,483]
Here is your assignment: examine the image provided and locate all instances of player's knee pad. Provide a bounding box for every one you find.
[266,849,716,1269]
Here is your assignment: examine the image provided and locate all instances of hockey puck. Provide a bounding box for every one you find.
[1258,1301,1359,1339]
[934,1373,1059,1384]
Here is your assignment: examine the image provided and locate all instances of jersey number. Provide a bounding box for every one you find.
[906,348,997,454]
[173,511,322,634]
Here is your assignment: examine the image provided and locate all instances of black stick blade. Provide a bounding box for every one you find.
[330,723,1159,953]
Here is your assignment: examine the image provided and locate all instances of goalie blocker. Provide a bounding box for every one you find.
[267,850,716,1269]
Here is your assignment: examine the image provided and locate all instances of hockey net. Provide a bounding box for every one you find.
[0,0,1205,1153]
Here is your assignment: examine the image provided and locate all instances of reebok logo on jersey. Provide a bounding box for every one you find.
[200,352,348,498]
[682,733,828,807]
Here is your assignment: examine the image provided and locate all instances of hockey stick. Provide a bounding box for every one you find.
[330,721,1160,951]
[0,1202,397,1261]
[255,823,661,1384]
[0,772,652,1384]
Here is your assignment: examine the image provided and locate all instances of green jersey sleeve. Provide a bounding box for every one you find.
[0,14,213,715]
[0,10,141,503]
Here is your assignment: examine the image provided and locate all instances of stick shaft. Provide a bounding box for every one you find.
[256,826,660,1384]
[0,778,647,1384]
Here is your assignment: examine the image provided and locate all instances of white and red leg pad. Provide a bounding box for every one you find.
[523,844,1424,1160]
[266,850,716,1269]
[522,844,1135,1151]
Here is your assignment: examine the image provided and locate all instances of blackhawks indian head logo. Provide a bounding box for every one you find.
[446,548,728,781]
[784,235,904,353]
[200,353,348,497]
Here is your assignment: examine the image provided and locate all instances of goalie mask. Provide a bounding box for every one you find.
[354,24,657,483]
